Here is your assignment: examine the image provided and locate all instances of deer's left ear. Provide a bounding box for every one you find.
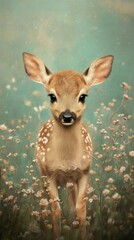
[83,55,114,86]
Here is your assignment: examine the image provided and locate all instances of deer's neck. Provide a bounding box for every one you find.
[52,119,82,163]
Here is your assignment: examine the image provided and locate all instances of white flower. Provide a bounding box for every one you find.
[129,151,134,157]
[39,198,49,206]
[121,82,131,90]
[89,198,93,203]
[119,166,126,173]
[104,165,113,172]
[0,124,7,130]
[102,189,110,196]
[112,120,119,125]
[107,178,114,183]
[123,94,132,100]
[87,187,94,194]
[100,129,107,134]
[112,193,121,200]
[107,218,115,224]
[124,174,131,182]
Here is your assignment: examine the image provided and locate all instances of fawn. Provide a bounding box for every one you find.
[23,52,114,239]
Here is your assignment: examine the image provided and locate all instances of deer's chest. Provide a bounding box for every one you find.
[36,120,93,177]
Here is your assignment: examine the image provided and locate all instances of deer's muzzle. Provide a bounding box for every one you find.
[59,110,76,126]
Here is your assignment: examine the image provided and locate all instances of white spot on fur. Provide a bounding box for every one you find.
[43,137,48,144]
[47,124,52,128]
[42,157,45,162]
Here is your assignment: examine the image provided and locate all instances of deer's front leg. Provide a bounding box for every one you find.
[76,174,89,240]
[48,177,61,240]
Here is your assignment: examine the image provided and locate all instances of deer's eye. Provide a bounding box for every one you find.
[79,94,88,103]
[48,94,57,103]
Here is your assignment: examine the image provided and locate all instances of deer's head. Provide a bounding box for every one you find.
[23,53,114,126]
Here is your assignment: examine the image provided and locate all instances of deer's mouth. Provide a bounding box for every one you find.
[59,110,76,126]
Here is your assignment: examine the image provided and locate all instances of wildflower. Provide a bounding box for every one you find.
[0,124,7,130]
[23,193,28,197]
[8,128,15,133]
[24,100,32,107]
[123,94,132,100]
[90,170,96,175]
[41,209,50,217]
[9,165,15,172]
[96,121,102,125]
[107,178,114,183]
[100,129,107,134]
[87,187,94,194]
[22,153,27,158]
[112,193,121,200]
[3,160,8,165]
[39,198,49,206]
[119,166,126,173]
[97,154,103,159]
[89,198,93,203]
[46,224,53,229]
[72,220,79,227]
[35,190,43,198]
[32,159,37,163]
[94,152,99,156]
[6,85,11,90]
[108,102,114,107]
[128,213,134,219]
[30,143,35,148]
[104,135,110,140]
[4,195,14,202]
[16,138,20,143]
[121,82,131,90]
[92,195,99,201]
[120,144,125,150]
[11,77,16,83]
[102,189,110,196]
[1,168,7,175]
[107,218,115,224]
[5,181,14,189]
[112,119,119,125]
[104,165,112,172]
[21,178,29,184]
[124,174,131,182]
[0,194,3,200]
[129,151,134,157]
[127,114,132,119]
[31,211,40,220]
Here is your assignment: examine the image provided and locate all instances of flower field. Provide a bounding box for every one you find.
[0,81,134,240]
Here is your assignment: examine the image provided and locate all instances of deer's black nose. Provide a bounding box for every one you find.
[63,111,73,123]
[59,110,76,124]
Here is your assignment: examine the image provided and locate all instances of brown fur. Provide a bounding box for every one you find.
[23,52,114,240]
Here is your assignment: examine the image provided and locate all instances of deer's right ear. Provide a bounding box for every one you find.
[22,52,52,85]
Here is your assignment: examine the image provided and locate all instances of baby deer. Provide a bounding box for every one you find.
[23,52,114,239]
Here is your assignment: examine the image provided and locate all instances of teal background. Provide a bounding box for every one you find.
[0,0,134,123]
[0,1,134,240]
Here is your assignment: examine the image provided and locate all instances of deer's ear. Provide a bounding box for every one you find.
[83,55,114,86]
[22,52,52,85]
